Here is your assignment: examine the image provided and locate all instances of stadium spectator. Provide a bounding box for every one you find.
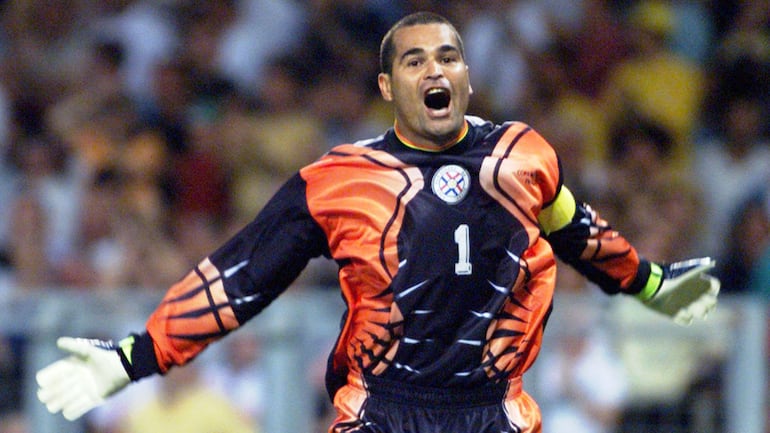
[536,292,629,433]
[715,190,770,295]
[6,135,82,289]
[600,0,705,168]
[202,333,268,429]
[219,55,327,225]
[693,94,770,257]
[118,363,256,433]
[87,0,180,106]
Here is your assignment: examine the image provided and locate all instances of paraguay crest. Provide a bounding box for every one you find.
[431,164,470,204]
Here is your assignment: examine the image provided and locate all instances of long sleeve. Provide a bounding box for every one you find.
[541,186,651,295]
[126,174,330,378]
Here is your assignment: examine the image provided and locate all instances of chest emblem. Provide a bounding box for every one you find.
[431,164,471,204]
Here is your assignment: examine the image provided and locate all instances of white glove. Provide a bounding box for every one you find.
[638,258,720,325]
[36,337,131,421]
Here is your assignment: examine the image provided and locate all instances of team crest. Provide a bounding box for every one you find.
[431,164,471,204]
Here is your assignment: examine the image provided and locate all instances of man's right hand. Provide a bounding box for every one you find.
[36,337,131,421]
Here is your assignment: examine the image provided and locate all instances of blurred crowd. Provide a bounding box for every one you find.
[0,0,767,432]
[0,0,767,296]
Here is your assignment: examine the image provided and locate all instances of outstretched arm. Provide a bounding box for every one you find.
[540,186,719,324]
[37,174,331,420]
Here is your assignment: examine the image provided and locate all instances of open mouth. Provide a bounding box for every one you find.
[424,88,451,110]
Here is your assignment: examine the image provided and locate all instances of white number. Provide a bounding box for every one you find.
[454,224,472,275]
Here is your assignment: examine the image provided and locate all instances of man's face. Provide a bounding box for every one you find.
[378,23,472,149]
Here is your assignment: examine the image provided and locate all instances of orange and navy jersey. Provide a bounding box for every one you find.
[131,116,651,399]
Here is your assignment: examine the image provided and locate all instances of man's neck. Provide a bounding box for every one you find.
[393,119,469,152]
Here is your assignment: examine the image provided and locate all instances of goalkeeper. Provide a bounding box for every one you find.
[36,11,719,433]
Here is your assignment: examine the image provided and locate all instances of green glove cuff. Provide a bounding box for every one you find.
[636,262,663,301]
[119,332,162,381]
[116,336,136,379]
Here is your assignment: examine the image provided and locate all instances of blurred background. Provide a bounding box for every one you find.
[0,0,767,432]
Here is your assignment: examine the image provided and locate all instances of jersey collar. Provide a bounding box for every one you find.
[394,119,469,152]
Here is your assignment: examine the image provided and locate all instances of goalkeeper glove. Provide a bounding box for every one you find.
[636,257,720,325]
[36,337,131,421]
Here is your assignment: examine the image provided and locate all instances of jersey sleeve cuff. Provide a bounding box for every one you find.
[117,332,161,381]
[634,261,663,301]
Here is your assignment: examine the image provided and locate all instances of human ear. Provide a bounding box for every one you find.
[467,66,473,95]
[378,73,393,102]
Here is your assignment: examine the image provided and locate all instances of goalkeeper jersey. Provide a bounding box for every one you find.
[127,116,651,399]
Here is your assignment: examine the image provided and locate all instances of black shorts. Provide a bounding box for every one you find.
[329,375,541,433]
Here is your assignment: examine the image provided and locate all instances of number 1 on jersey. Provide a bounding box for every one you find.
[454,224,472,275]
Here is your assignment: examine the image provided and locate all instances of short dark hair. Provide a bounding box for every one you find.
[379,11,465,75]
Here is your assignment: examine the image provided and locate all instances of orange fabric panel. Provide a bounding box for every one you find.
[483,238,556,379]
[328,375,368,433]
[146,258,239,373]
[581,213,641,291]
[301,146,424,375]
[480,122,561,246]
[503,390,543,433]
[477,122,561,379]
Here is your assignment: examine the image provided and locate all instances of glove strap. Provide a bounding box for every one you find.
[116,333,161,381]
[636,262,663,301]
[116,336,137,380]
